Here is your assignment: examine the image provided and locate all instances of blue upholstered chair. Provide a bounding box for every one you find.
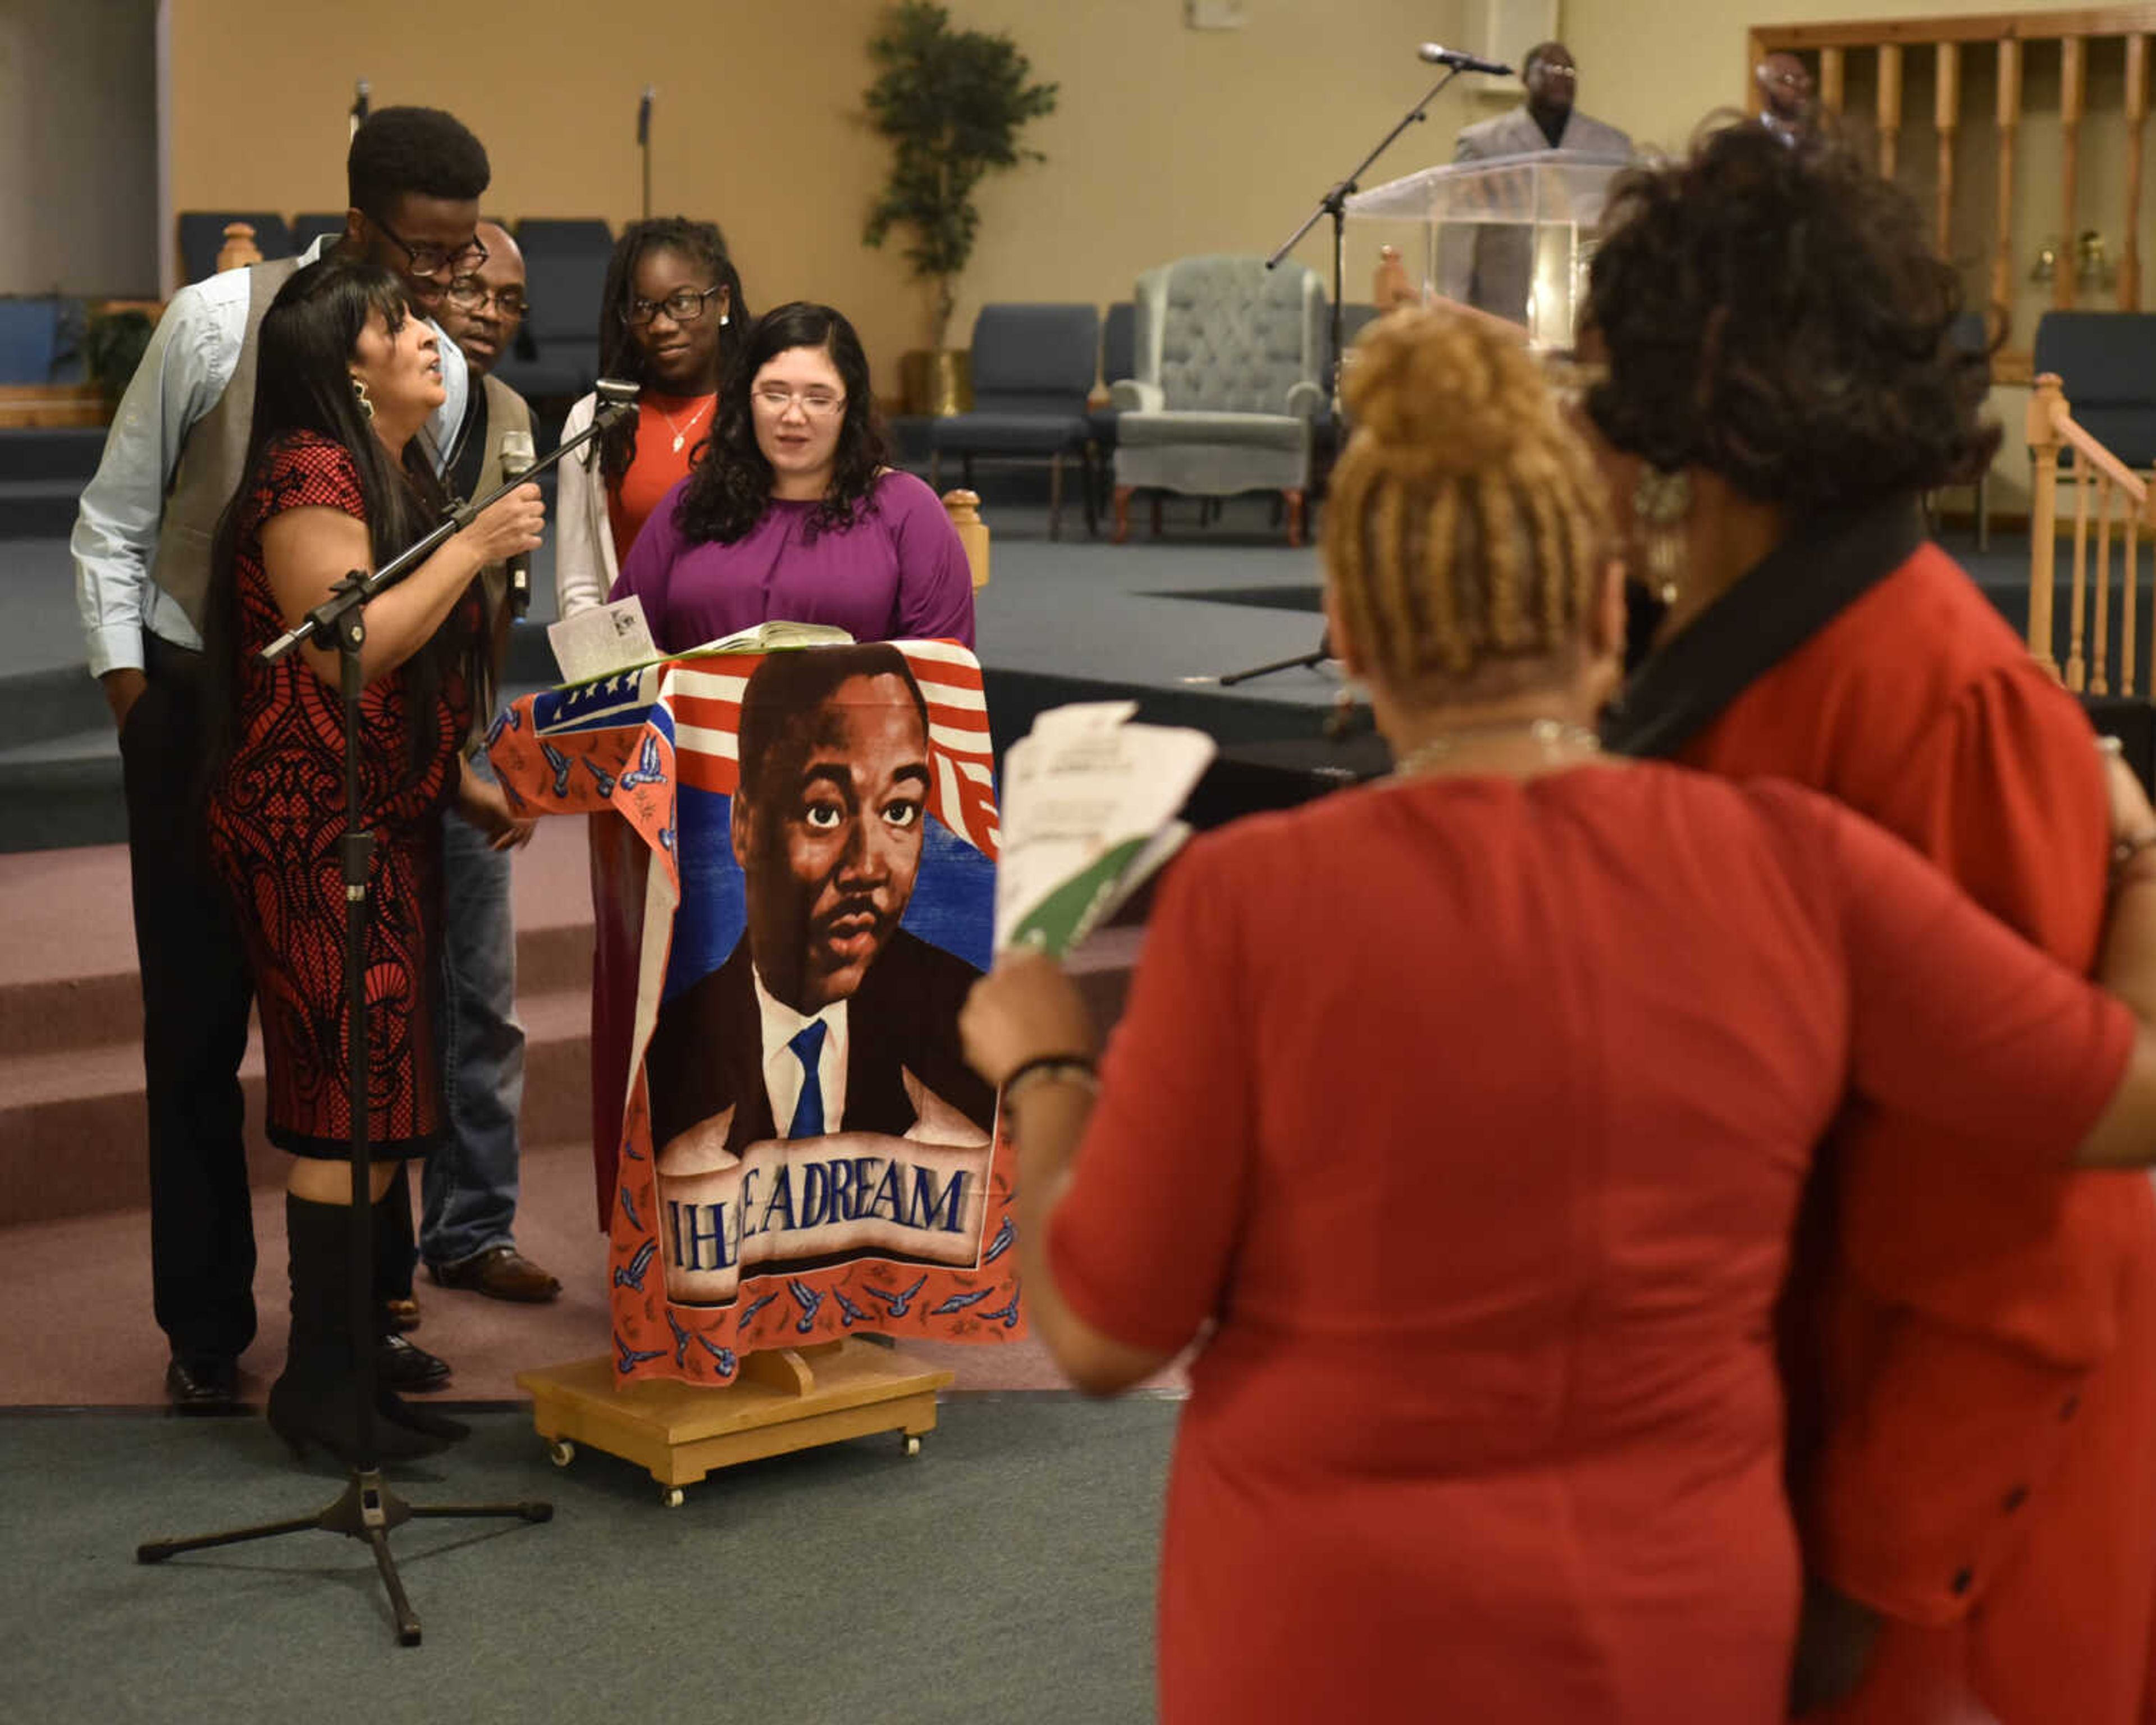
[1111,255,1327,546]
[1927,311,1993,549]
[929,303,1102,539]
[1085,301,1138,517]
[290,213,350,257]
[2033,312,2156,471]
[177,213,293,284]
[493,218,613,403]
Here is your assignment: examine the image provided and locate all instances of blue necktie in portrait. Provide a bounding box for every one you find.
[788,1021,827,1138]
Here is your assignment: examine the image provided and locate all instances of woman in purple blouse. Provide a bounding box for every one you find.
[610,301,976,650]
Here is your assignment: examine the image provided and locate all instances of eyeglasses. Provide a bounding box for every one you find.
[368,215,488,283]
[623,285,726,327]
[751,385,846,417]
[446,277,529,318]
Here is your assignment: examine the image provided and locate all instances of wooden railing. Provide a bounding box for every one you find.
[2027,372,2156,691]
[1755,8,2156,377]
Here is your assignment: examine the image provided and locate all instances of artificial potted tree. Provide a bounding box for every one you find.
[863,0,1057,415]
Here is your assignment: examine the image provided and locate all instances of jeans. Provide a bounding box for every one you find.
[421,752,527,1267]
[121,635,258,1365]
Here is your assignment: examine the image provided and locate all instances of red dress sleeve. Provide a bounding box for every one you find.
[1755,784,2134,1162]
[1047,840,1255,1357]
[252,433,369,531]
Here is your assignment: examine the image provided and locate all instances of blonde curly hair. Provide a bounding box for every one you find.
[1324,308,1607,699]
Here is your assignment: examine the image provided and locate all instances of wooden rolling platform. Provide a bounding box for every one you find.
[518,1338,953,1507]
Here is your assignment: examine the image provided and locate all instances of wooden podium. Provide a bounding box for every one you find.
[518,1339,954,1508]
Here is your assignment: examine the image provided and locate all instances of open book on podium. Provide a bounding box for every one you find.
[1345,150,1630,350]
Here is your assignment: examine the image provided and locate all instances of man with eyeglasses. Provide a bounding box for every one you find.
[1442,43,1632,327]
[71,105,494,1412]
[413,221,565,1311]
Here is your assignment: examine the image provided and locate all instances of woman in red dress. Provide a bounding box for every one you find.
[1581,125,2156,1722]
[959,308,2156,1723]
[200,258,543,1464]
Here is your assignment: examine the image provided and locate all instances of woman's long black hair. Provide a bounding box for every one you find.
[590,217,751,488]
[202,257,487,787]
[672,301,890,546]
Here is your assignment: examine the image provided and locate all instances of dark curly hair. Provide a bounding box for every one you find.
[1582,119,1999,512]
[590,218,751,487]
[348,107,491,214]
[673,302,891,546]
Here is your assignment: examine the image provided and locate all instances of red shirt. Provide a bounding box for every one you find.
[1619,524,2156,1722]
[605,391,714,567]
[1052,764,2128,1725]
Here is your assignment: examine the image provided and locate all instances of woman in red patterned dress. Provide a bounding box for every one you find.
[959,308,2156,1723]
[200,258,543,1464]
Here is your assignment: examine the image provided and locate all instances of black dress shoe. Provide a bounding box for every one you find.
[166,1356,241,1414]
[376,1334,451,1393]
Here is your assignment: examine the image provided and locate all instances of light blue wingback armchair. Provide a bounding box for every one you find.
[1111,255,1328,546]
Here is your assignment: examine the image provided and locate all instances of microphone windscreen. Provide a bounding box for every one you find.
[499,430,537,479]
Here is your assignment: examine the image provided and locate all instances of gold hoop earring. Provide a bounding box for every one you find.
[1633,467,1691,604]
[350,375,375,423]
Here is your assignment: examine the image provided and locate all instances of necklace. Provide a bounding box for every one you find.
[1391,717,1602,779]
[654,394,715,454]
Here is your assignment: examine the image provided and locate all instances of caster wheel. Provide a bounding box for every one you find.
[547,1440,575,1468]
[902,1434,922,1458]
[660,1486,685,1509]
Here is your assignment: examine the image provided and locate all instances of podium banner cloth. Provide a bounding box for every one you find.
[489,641,1023,1385]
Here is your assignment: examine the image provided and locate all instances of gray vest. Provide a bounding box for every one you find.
[459,371,536,750]
[150,254,304,632]
[468,371,535,629]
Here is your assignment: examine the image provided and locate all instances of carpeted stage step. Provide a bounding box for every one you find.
[0,823,603,1230]
[0,426,104,483]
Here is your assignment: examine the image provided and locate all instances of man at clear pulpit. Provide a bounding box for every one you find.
[1447,42,1633,326]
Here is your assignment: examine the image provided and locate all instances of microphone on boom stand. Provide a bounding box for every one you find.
[496,428,537,618]
[1414,42,1514,75]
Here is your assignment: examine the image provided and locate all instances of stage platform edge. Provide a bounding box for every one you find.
[518,1340,953,1508]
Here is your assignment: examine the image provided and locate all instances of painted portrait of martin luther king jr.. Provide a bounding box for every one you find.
[643,644,997,1177]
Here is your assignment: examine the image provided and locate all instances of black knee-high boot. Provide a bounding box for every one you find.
[375,1161,420,1330]
[268,1194,448,1466]
[369,1186,469,1444]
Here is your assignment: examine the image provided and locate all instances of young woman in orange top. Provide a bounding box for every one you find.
[554,217,751,614]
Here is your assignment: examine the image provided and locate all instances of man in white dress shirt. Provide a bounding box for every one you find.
[70,107,488,1411]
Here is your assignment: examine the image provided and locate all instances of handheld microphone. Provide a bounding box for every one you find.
[637,87,654,147]
[498,428,537,618]
[1417,43,1514,75]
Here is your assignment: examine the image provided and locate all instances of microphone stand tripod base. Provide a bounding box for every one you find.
[136,1473,553,1647]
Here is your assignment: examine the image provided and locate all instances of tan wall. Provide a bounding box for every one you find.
[1565,0,2139,508]
[1,0,158,297]
[163,0,1472,391]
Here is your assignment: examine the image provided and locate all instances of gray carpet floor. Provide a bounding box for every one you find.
[3,1395,1179,1723]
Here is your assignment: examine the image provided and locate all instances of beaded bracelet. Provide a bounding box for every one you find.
[1002,1055,1100,1108]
